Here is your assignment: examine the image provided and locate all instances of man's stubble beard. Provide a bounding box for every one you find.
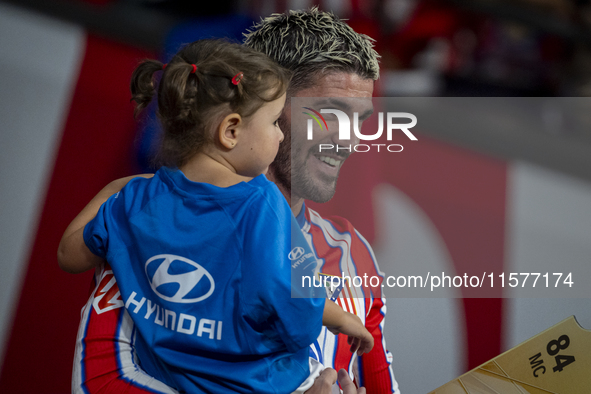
[269,115,339,204]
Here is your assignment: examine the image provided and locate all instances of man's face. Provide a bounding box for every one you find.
[270,72,374,203]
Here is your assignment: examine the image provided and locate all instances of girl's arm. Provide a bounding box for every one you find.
[322,300,374,355]
[57,174,153,274]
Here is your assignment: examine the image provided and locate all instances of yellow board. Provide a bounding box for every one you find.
[429,316,591,393]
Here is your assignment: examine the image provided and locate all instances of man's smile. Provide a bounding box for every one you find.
[317,155,343,167]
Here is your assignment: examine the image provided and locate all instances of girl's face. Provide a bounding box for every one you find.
[233,92,286,177]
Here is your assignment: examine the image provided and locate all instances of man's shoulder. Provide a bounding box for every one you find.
[304,206,385,301]
[305,206,360,237]
[304,206,377,258]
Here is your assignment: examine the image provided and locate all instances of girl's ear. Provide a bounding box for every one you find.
[217,113,242,150]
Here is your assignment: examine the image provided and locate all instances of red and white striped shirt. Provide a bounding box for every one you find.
[299,205,399,393]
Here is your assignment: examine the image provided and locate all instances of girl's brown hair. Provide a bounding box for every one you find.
[131,39,291,168]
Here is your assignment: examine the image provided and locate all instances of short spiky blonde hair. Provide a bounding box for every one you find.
[243,7,380,92]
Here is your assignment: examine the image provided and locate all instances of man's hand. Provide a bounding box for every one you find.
[338,369,366,394]
[304,368,366,394]
[304,368,336,394]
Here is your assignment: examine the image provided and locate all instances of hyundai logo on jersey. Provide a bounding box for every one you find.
[288,246,306,260]
[145,254,215,303]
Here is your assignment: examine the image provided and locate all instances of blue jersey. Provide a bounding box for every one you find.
[83,167,325,393]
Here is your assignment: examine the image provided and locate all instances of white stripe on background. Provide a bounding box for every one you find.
[0,3,85,367]
[372,184,463,393]
[505,161,591,350]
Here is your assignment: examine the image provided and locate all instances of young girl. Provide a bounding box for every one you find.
[58,39,372,393]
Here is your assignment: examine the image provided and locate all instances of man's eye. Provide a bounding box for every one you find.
[273,119,279,127]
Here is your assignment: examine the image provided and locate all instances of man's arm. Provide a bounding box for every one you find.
[359,295,398,393]
[57,174,153,273]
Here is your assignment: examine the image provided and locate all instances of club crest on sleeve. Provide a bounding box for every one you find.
[319,273,344,301]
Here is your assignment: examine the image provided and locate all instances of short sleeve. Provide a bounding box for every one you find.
[83,195,115,260]
[241,190,325,354]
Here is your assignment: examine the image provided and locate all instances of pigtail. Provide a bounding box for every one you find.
[137,39,291,168]
[130,59,165,117]
[156,62,210,167]
[158,62,199,132]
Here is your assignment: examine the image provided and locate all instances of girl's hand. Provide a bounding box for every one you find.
[329,311,374,355]
[322,301,374,356]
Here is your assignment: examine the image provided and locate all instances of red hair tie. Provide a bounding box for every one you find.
[191,64,197,74]
[232,72,243,85]
[162,63,167,70]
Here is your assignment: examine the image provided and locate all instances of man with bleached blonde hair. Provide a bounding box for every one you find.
[244,7,380,206]
[245,8,399,393]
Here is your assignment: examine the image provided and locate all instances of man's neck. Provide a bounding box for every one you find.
[290,197,304,217]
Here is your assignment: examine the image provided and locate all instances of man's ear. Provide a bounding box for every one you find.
[217,113,242,150]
